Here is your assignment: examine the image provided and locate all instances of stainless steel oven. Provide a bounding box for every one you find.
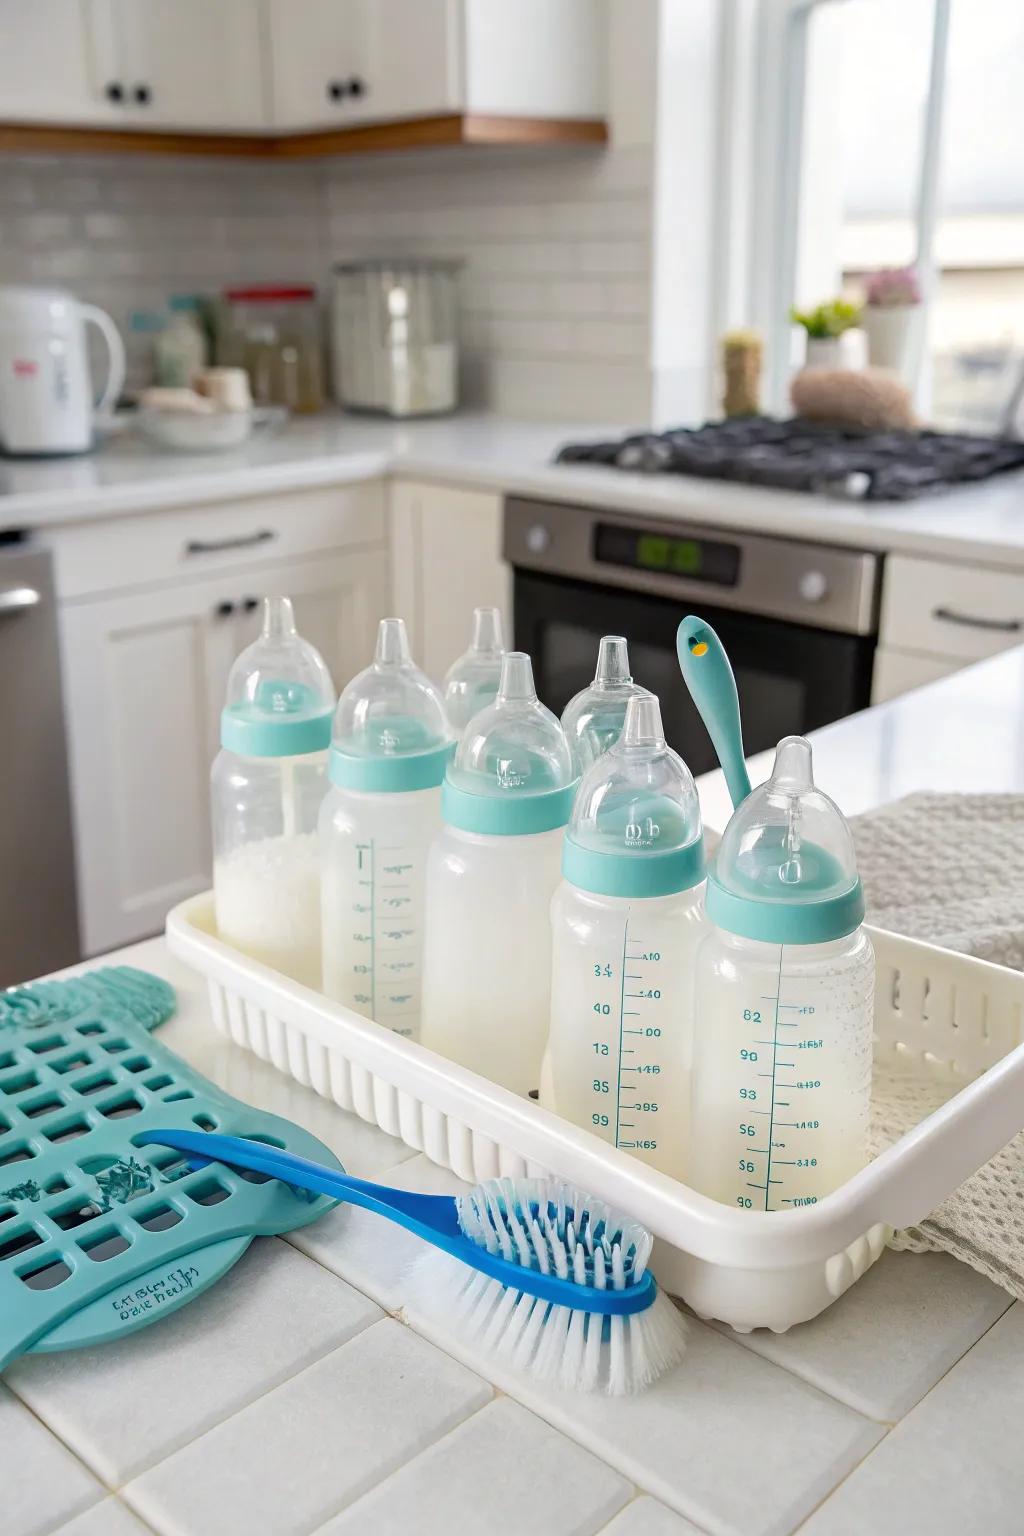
[504,497,881,775]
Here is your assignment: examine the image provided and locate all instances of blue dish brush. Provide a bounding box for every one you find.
[143,1128,687,1395]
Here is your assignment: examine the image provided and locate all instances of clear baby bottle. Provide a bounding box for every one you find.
[211,596,335,987]
[689,735,874,1211]
[419,651,577,1095]
[319,618,452,1039]
[544,693,706,1177]
[443,606,506,732]
[561,635,649,775]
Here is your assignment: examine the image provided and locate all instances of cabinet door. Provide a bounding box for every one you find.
[266,0,458,130]
[0,0,116,124]
[870,646,960,705]
[390,480,512,681]
[59,577,224,957]
[60,549,388,955]
[106,0,265,129]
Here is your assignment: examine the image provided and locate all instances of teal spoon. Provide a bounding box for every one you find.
[676,615,752,811]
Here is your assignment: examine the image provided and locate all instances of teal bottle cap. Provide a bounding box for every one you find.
[443,606,506,732]
[561,635,651,775]
[562,693,705,896]
[328,617,452,793]
[443,650,576,835]
[220,596,335,758]
[707,735,865,943]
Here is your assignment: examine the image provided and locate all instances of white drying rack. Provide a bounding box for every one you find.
[167,893,1024,1332]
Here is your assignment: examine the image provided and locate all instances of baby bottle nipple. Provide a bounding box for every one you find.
[443,607,506,731]
[329,617,451,791]
[562,635,649,774]
[220,595,335,755]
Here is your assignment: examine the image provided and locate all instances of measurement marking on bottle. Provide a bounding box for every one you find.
[613,919,630,1146]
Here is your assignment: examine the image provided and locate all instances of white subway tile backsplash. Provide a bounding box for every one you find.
[0,143,653,419]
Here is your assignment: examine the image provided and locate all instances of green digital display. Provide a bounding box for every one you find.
[594,523,741,587]
[635,534,703,576]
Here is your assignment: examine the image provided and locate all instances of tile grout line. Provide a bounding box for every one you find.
[301,1393,508,1536]
[785,1299,1019,1534]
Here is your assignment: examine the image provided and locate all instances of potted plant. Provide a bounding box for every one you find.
[862,264,920,376]
[790,298,866,370]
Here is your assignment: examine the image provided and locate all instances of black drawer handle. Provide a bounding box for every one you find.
[932,605,1023,634]
[185,530,275,556]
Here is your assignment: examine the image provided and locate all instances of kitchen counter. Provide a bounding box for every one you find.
[4,411,1024,569]
[6,650,1024,1536]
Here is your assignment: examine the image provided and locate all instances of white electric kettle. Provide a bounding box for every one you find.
[0,286,125,456]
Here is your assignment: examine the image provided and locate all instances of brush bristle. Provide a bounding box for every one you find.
[403,1176,686,1394]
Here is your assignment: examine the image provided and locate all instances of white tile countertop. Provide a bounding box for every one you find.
[5,649,1024,1536]
[3,411,1024,569]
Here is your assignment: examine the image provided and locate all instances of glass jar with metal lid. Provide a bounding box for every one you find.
[330,258,461,417]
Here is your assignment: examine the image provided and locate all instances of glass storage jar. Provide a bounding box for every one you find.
[218,286,324,413]
[330,259,460,417]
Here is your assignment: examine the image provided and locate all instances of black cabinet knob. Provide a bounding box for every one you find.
[105,82,124,103]
[327,79,345,102]
[133,83,151,105]
[242,597,259,614]
[347,76,365,98]
[214,601,235,619]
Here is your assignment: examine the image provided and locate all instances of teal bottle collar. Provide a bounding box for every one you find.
[220,702,333,758]
[562,833,705,898]
[705,870,865,943]
[442,777,578,836]
[328,741,452,793]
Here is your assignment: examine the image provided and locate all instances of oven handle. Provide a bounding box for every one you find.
[932,605,1023,635]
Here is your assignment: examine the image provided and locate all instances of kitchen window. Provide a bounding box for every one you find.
[727,0,1024,431]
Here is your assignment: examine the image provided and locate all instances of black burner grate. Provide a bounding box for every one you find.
[556,417,1024,502]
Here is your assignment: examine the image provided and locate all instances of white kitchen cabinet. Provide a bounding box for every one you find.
[0,0,120,125]
[870,646,960,705]
[874,551,1024,702]
[390,478,511,681]
[59,547,388,956]
[266,0,459,130]
[265,0,603,132]
[89,0,266,130]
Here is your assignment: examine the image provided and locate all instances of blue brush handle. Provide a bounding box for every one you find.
[676,615,752,811]
[144,1129,656,1318]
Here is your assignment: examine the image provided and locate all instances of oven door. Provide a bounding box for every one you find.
[513,570,876,778]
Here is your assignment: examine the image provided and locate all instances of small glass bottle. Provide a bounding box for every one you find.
[319,618,451,1039]
[443,606,505,732]
[211,597,335,987]
[689,736,874,1212]
[420,651,577,1095]
[561,635,649,775]
[544,694,706,1177]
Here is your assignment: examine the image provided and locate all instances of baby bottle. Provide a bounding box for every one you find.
[211,595,335,986]
[545,693,706,1177]
[689,736,874,1211]
[419,651,577,1095]
[561,635,649,774]
[319,618,451,1039]
[443,606,506,732]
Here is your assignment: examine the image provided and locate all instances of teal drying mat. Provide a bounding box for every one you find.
[0,966,340,1371]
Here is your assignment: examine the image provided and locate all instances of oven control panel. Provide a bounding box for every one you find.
[504,498,880,637]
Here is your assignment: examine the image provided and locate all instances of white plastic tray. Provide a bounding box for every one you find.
[167,893,1024,1332]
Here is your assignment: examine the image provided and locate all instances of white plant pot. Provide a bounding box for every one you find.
[804,328,868,371]
[862,305,915,376]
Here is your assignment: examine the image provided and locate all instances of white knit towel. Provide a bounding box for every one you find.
[854,793,1024,1298]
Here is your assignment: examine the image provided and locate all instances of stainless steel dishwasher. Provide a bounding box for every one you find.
[0,544,80,985]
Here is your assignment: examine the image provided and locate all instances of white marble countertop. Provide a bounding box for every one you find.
[5,650,1024,1536]
[4,411,1024,569]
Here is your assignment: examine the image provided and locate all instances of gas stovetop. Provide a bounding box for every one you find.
[555,417,1024,502]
